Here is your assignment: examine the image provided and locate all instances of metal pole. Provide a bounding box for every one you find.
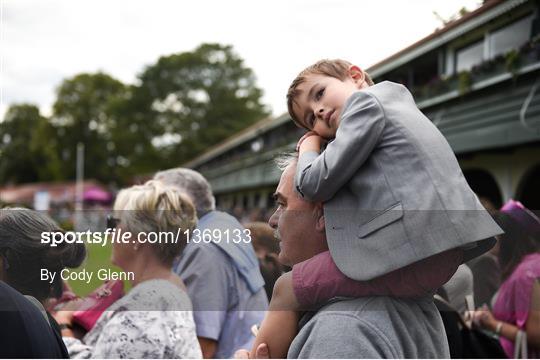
[75,142,84,230]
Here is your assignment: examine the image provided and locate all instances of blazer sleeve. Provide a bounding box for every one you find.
[295,91,386,202]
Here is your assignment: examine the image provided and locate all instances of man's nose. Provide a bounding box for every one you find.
[268,211,278,229]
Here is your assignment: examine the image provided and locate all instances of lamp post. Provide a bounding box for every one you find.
[74,142,84,230]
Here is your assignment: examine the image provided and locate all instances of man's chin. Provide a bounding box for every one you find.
[277,252,291,268]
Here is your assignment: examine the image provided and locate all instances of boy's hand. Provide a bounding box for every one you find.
[234,344,270,359]
[296,131,318,151]
[297,132,322,154]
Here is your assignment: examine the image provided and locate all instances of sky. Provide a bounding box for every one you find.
[1,0,482,121]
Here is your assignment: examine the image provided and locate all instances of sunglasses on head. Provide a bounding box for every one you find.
[106,214,120,230]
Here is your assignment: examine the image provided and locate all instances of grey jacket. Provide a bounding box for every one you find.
[295,81,502,281]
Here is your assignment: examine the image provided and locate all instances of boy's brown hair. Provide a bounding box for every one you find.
[286,59,374,129]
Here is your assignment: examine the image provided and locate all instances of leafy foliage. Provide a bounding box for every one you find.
[136,43,269,162]
[52,72,128,183]
[1,43,269,186]
[0,104,62,183]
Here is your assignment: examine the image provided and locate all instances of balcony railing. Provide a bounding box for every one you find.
[412,38,540,104]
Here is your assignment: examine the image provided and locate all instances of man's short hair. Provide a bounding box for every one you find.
[275,151,299,171]
[287,59,374,129]
[154,168,215,215]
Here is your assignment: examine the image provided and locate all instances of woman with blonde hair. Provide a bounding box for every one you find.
[55,180,202,358]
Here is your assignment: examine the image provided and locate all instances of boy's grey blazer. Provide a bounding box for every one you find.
[296,81,502,281]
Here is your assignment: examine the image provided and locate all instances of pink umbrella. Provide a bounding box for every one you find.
[83,187,112,203]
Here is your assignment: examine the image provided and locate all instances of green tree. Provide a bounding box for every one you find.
[52,72,128,183]
[0,104,62,184]
[136,43,270,163]
[3,44,269,186]
[105,84,165,182]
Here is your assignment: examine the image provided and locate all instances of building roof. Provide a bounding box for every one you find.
[183,113,291,168]
[367,0,528,77]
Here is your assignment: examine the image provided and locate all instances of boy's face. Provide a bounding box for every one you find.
[292,66,367,139]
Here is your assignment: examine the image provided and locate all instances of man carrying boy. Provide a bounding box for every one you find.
[236,154,450,358]
[246,60,502,358]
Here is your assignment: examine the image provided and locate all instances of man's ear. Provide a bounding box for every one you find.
[314,204,325,233]
[348,65,366,87]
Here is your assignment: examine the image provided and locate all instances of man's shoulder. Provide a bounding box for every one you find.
[176,242,235,279]
[310,293,436,313]
[303,296,377,318]
[199,210,244,231]
[288,296,449,359]
[289,297,395,359]
[298,297,388,339]
[301,296,429,325]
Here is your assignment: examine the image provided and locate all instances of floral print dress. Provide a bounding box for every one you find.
[63,279,202,358]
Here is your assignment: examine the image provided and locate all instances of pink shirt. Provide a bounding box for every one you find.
[493,252,540,358]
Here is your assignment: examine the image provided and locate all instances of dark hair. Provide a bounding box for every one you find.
[493,211,540,281]
[244,222,285,301]
[0,208,86,302]
[259,254,284,301]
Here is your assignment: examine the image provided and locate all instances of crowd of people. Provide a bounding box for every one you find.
[0,59,539,359]
[0,170,268,359]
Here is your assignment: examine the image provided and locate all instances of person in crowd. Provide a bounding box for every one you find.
[245,222,285,300]
[474,200,540,358]
[467,195,502,308]
[0,207,86,357]
[0,208,86,305]
[237,153,450,358]
[442,264,474,314]
[468,241,501,309]
[246,208,265,223]
[54,180,202,358]
[245,221,280,259]
[250,58,500,358]
[0,281,68,358]
[154,168,268,359]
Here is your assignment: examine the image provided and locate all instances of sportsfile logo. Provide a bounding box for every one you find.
[40,228,252,247]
